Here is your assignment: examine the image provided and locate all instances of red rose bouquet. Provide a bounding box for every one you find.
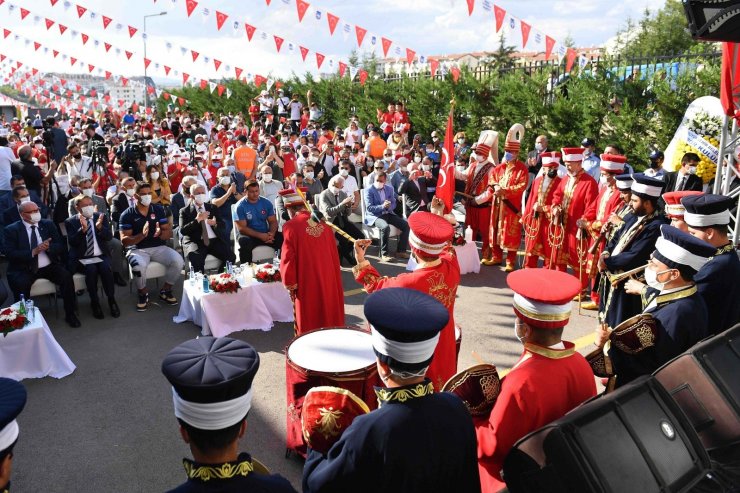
[255,264,281,283]
[452,233,466,246]
[209,273,241,294]
[0,307,28,337]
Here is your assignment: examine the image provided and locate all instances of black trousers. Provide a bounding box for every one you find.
[238,233,284,264]
[75,256,115,304]
[9,263,76,316]
[333,217,363,263]
[186,238,236,272]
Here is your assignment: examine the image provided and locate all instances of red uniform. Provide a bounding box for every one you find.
[586,185,623,299]
[464,161,496,260]
[280,211,345,335]
[489,160,528,259]
[475,342,597,492]
[551,171,598,287]
[354,250,461,390]
[522,173,561,268]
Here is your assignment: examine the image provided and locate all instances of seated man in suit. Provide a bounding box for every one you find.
[170,175,197,238]
[0,185,32,227]
[363,171,410,262]
[110,176,138,238]
[398,163,429,217]
[69,178,127,287]
[319,175,363,266]
[2,201,80,327]
[0,176,25,213]
[180,183,236,273]
[660,152,703,209]
[64,195,120,319]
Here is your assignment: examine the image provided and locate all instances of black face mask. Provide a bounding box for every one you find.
[302,153,309,158]
[547,169,558,178]
[649,160,659,169]
[73,153,82,159]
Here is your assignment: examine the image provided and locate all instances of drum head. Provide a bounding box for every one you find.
[288,328,376,373]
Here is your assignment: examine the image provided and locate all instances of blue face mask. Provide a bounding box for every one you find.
[504,152,514,162]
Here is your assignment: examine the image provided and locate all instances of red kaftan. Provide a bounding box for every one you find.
[280,212,345,335]
[474,342,596,493]
[354,250,461,390]
[489,160,529,252]
[550,171,599,271]
[522,173,562,267]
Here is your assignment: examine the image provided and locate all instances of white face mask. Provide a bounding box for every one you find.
[456,165,467,173]
[475,154,485,162]
[599,175,609,186]
[535,143,544,152]
[262,174,272,183]
[81,205,94,218]
[340,169,349,177]
[373,181,384,190]
[413,156,422,163]
[150,172,160,181]
[645,267,672,290]
[19,196,31,205]
[422,165,431,172]
[688,166,697,175]
[329,186,341,195]
[29,212,41,224]
[125,188,136,197]
[194,194,207,205]
[457,139,465,145]
[514,322,526,344]
[304,172,314,180]
[228,165,236,174]
[82,188,94,197]
[219,176,231,186]
[139,194,152,206]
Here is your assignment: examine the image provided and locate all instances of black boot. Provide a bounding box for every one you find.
[109,298,121,318]
[91,301,104,320]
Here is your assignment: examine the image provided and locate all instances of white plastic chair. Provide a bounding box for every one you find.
[128,261,167,293]
[29,278,58,316]
[359,192,400,240]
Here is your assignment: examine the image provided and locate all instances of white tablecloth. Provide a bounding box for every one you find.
[406,242,480,274]
[0,308,76,380]
[173,280,294,337]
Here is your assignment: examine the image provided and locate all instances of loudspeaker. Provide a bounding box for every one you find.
[654,323,740,451]
[683,0,740,42]
[502,376,710,493]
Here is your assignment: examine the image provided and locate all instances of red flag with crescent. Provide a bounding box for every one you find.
[436,107,456,214]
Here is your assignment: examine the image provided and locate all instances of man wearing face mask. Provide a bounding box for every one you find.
[10,145,44,199]
[580,138,601,182]
[644,149,666,180]
[210,167,243,241]
[258,164,284,211]
[522,152,562,268]
[65,195,120,319]
[597,174,667,332]
[180,183,235,273]
[454,132,471,161]
[336,160,360,207]
[317,176,360,266]
[301,163,324,199]
[120,182,183,312]
[595,225,713,387]
[1,185,34,228]
[388,157,409,197]
[2,201,80,327]
[526,134,549,180]
[61,142,94,180]
[111,177,138,237]
[661,153,703,203]
[475,269,596,493]
[363,172,410,262]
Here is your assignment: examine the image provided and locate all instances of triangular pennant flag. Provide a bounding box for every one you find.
[88,64,95,73]
[32,68,38,76]
[34,41,41,51]
[406,48,416,65]
[327,12,339,35]
[2,29,9,39]
[381,37,392,57]
[565,48,577,72]
[235,67,243,79]
[520,21,531,48]
[493,5,506,32]
[121,77,129,86]
[254,74,266,87]
[266,78,275,90]
[300,46,309,61]
[70,57,77,66]
[545,35,556,60]
[430,58,439,78]
[199,79,207,90]
[162,92,170,100]
[144,58,151,69]
[244,23,256,41]
[451,66,460,83]
[355,26,367,47]
[75,5,86,17]
[296,0,310,22]
[466,0,474,15]
[178,97,185,106]
[81,33,89,45]
[104,71,111,79]
[162,65,170,75]
[265,0,271,5]
[359,69,368,86]
[50,0,59,5]
[45,18,54,30]
[226,87,232,98]
[102,15,112,29]
[20,8,31,20]
[128,26,138,38]
[191,50,199,62]
[338,61,347,77]
[217,84,225,97]
[349,66,358,80]
[185,0,198,17]
[209,59,220,71]
[209,81,217,93]
[104,42,111,52]
[315,52,325,69]
[215,10,228,30]
[53,49,59,58]
[182,72,190,84]
[58,24,67,35]
[125,51,133,60]
[274,35,284,52]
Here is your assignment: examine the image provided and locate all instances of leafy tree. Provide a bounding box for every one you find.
[614,0,701,57]
[486,33,516,71]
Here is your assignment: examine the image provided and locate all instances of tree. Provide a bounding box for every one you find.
[487,33,516,71]
[614,0,701,57]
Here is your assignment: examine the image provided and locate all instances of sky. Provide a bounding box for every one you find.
[0,0,668,85]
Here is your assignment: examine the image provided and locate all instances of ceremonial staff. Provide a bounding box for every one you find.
[294,186,360,243]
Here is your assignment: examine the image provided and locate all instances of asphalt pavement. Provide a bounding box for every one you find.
[9,251,600,492]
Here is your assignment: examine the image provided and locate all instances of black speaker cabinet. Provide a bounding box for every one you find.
[502,376,710,493]
[683,0,740,42]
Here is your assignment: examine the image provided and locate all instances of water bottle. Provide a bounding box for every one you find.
[18,294,26,316]
[189,266,195,286]
[273,249,281,267]
[465,226,473,242]
[202,273,210,293]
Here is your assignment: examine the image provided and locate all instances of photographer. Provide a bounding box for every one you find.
[60,142,94,181]
[117,136,146,180]
[84,124,104,155]
[44,117,68,164]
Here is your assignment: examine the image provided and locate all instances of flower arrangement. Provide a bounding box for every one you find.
[452,233,467,246]
[209,273,241,294]
[255,264,281,283]
[672,111,722,184]
[0,307,28,337]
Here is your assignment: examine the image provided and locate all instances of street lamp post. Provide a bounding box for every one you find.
[143,11,168,113]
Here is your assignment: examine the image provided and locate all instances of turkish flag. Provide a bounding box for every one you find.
[300,46,309,61]
[296,0,310,22]
[355,26,367,47]
[381,37,392,57]
[493,5,506,32]
[327,12,339,35]
[720,42,740,119]
[215,11,228,30]
[436,108,456,214]
[245,23,256,41]
[545,36,556,60]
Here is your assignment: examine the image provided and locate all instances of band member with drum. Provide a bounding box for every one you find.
[0,378,26,493]
[580,154,627,310]
[353,212,460,390]
[279,188,345,335]
[489,132,528,272]
[550,147,599,292]
[302,288,481,493]
[597,174,667,331]
[595,225,714,387]
[475,269,596,493]
[522,152,562,269]
[161,337,297,493]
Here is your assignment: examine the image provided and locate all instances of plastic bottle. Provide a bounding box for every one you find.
[18,294,26,315]
[202,273,210,293]
[189,266,195,286]
[465,226,473,242]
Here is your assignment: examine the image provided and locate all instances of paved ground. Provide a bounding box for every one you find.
[9,250,600,492]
